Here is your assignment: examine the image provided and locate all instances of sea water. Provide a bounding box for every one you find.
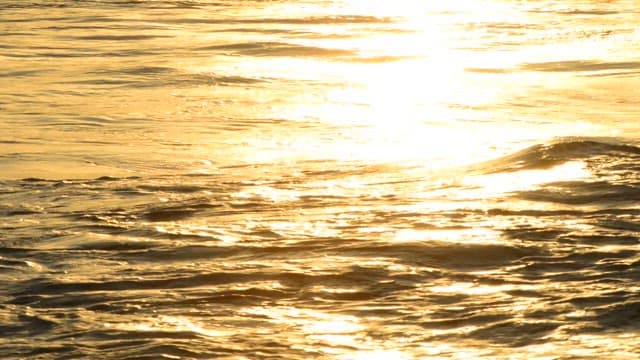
[1,1,640,359]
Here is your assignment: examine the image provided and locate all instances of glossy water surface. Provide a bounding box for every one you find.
[1,1,640,359]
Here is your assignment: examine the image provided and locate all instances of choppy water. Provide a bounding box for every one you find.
[2,1,640,359]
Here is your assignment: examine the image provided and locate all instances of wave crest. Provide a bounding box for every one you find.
[483,138,640,174]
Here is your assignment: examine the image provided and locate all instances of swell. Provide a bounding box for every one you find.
[163,15,392,25]
[461,138,640,205]
[197,41,355,58]
[468,59,640,77]
[72,68,266,88]
[2,170,640,357]
[516,181,640,205]
[482,138,640,173]
[521,60,640,73]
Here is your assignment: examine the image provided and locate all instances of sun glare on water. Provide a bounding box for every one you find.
[4,1,640,359]
[223,0,579,172]
[212,3,615,356]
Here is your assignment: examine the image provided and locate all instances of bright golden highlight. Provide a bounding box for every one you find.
[2,1,639,359]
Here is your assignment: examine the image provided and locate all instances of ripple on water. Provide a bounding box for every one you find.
[2,0,640,358]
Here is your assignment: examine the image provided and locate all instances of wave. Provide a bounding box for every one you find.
[521,60,640,73]
[481,138,640,173]
[65,67,266,89]
[198,41,356,58]
[516,181,640,205]
[465,138,640,206]
[468,60,640,77]
[165,15,392,25]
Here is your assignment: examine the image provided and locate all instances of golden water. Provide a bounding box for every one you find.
[1,1,640,359]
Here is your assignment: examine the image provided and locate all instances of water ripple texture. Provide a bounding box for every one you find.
[1,1,640,359]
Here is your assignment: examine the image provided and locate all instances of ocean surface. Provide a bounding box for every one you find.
[1,1,640,359]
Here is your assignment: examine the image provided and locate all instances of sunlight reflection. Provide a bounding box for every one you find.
[243,1,585,170]
[242,306,365,353]
[242,306,363,333]
[340,349,412,360]
[308,286,360,294]
[268,220,341,239]
[105,315,231,338]
[241,306,420,359]
[245,5,518,168]
[7,1,640,360]
[464,161,592,197]
[233,186,301,202]
[430,282,537,296]
[394,228,500,244]
[154,224,239,244]
[209,0,632,172]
